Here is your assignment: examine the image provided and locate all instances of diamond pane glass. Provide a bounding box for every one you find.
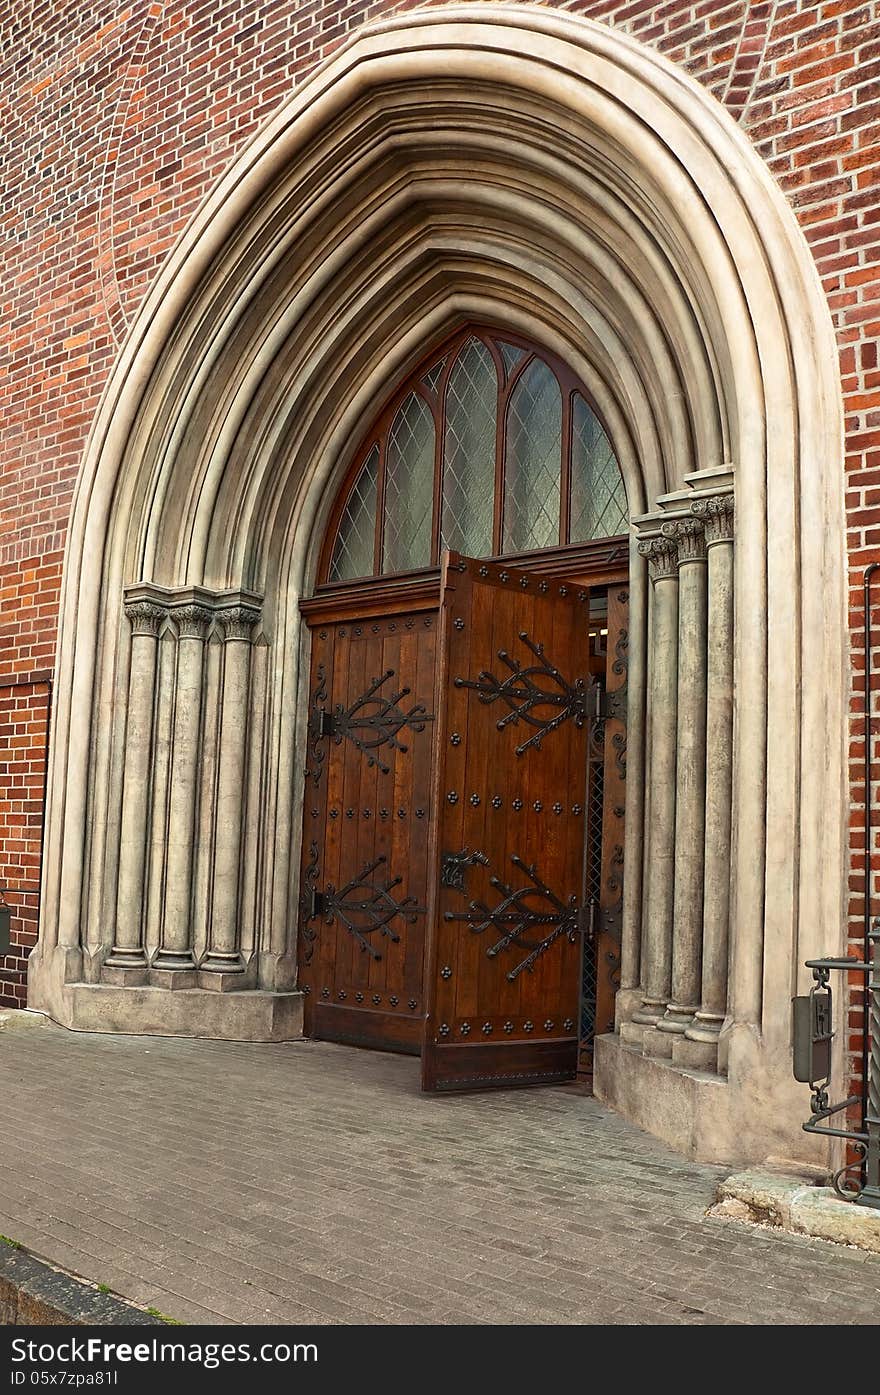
[440,338,497,556]
[500,342,525,378]
[329,445,378,581]
[422,358,446,395]
[502,358,562,553]
[382,393,435,574]
[569,394,628,542]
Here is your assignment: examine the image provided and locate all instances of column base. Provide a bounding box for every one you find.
[151,949,197,973]
[199,952,245,977]
[103,947,148,971]
[656,1001,699,1035]
[631,997,667,1026]
[684,1010,725,1044]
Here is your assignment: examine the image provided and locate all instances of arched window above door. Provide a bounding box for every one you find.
[326,327,627,583]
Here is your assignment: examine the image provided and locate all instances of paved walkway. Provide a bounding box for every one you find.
[1,1021,879,1325]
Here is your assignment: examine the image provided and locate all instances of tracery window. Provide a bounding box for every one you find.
[326,326,627,582]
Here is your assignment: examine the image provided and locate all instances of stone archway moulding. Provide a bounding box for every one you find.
[29,6,845,1165]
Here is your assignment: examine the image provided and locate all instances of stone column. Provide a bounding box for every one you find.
[153,603,212,976]
[105,600,166,979]
[201,605,259,979]
[659,517,708,1042]
[631,533,679,1028]
[684,494,735,1060]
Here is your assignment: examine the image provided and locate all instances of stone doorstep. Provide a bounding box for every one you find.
[0,1243,171,1326]
[0,1009,52,1033]
[710,1169,880,1255]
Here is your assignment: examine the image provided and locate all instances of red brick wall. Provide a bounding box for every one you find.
[1,2,878,1081]
[0,680,51,1006]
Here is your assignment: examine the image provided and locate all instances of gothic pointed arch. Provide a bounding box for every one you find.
[30,6,845,1165]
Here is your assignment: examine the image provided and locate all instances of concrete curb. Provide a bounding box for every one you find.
[0,1243,173,1326]
[710,1169,880,1253]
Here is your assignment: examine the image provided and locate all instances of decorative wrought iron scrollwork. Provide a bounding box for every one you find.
[315,669,434,775]
[298,841,320,964]
[305,664,329,786]
[444,854,583,982]
[312,854,425,960]
[606,844,624,900]
[612,625,628,677]
[613,730,627,780]
[455,631,596,756]
[832,1142,868,1201]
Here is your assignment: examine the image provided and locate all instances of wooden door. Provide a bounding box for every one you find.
[297,609,438,1053]
[422,554,595,1091]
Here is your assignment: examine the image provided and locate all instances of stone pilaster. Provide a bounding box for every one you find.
[658,517,708,1044]
[104,600,166,982]
[201,604,260,982]
[631,533,679,1031]
[153,602,212,977]
[684,493,735,1064]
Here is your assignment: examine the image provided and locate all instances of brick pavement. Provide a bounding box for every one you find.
[1,1024,879,1325]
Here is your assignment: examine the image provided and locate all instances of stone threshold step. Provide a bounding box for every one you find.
[710,1168,880,1253]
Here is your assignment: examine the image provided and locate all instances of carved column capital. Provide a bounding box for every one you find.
[124,600,166,638]
[216,605,260,643]
[637,534,678,581]
[662,516,707,566]
[690,493,734,545]
[173,604,213,640]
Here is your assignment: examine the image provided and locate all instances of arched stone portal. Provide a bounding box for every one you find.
[29,5,846,1165]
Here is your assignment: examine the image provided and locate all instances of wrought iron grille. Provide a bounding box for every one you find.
[581,748,605,1051]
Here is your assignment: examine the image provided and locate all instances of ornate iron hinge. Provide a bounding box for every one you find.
[317,708,336,737]
[455,632,592,756]
[591,682,628,723]
[306,854,426,960]
[312,669,434,775]
[445,854,581,981]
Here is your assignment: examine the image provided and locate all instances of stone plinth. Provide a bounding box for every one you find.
[51,983,303,1043]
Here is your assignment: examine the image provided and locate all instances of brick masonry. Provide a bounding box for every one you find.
[1,2,878,1091]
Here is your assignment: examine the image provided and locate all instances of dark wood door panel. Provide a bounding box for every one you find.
[297,611,438,1052]
[421,554,594,1091]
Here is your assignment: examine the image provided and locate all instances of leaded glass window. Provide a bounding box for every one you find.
[382,393,435,574]
[441,338,496,556]
[569,394,628,542]
[324,326,627,582]
[502,359,562,554]
[328,445,378,582]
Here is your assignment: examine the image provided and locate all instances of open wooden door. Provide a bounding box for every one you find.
[422,553,595,1091]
